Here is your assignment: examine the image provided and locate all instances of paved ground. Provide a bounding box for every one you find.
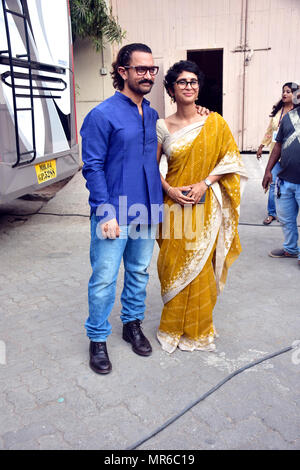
[0,154,299,451]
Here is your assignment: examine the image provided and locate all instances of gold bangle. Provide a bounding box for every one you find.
[167,186,172,195]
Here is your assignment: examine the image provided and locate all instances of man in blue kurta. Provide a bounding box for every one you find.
[80,43,163,374]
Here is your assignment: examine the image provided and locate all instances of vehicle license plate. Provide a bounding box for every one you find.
[35,159,57,184]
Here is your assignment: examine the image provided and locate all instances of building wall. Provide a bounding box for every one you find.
[111,0,300,150]
[73,38,115,159]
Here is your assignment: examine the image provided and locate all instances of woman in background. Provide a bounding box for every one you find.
[257,82,297,224]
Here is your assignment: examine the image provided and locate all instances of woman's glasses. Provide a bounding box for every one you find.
[124,66,159,76]
[175,79,199,89]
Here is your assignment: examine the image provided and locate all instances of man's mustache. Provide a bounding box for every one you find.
[138,79,154,85]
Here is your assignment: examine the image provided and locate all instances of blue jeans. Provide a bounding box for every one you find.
[85,215,156,342]
[267,161,281,217]
[275,180,300,259]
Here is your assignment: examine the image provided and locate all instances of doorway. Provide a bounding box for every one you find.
[187,49,223,115]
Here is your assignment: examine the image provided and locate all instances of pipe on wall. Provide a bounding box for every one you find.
[241,0,249,151]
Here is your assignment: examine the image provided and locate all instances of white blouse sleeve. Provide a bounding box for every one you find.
[156,119,167,145]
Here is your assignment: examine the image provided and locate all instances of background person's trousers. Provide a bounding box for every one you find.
[276,180,300,259]
[85,215,156,342]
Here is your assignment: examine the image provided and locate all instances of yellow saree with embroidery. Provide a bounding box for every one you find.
[156,112,248,353]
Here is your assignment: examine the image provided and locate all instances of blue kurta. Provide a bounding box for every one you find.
[81,91,163,225]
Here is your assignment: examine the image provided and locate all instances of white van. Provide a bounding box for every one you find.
[0,0,79,203]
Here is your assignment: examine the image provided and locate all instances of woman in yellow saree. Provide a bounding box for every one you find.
[156,61,248,353]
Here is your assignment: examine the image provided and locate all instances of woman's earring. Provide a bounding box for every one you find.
[168,88,175,103]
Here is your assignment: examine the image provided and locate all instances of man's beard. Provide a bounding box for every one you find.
[127,78,154,95]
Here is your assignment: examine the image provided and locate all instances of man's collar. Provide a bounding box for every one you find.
[115,91,150,107]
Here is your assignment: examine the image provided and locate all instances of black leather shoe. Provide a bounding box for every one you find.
[89,341,112,374]
[122,320,152,356]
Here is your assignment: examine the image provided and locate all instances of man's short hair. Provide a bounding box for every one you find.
[111,43,152,90]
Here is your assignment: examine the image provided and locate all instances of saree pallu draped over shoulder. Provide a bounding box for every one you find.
[157,113,248,353]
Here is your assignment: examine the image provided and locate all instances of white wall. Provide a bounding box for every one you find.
[111,0,300,150]
[73,38,115,159]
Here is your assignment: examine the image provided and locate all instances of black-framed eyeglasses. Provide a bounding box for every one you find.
[175,79,199,89]
[123,66,159,76]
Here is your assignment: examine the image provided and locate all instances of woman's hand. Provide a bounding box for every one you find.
[185,181,208,204]
[167,186,195,206]
[256,145,264,159]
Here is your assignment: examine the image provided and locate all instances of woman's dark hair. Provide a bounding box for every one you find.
[164,60,205,102]
[270,82,299,116]
[111,43,152,90]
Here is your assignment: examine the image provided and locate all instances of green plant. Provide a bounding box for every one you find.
[70,0,125,51]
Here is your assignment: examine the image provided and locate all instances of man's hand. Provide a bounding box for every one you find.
[262,142,281,192]
[101,218,120,239]
[262,170,272,193]
[196,105,210,116]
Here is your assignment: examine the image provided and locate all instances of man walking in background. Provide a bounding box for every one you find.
[262,86,300,268]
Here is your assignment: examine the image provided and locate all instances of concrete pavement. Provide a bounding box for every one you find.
[0,154,299,450]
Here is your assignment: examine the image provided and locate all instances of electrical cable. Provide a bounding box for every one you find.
[0,200,90,218]
[126,344,294,450]
[23,211,90,217]
[2,210,299,226]
[239,222,300,227]
[1,210,90,218]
